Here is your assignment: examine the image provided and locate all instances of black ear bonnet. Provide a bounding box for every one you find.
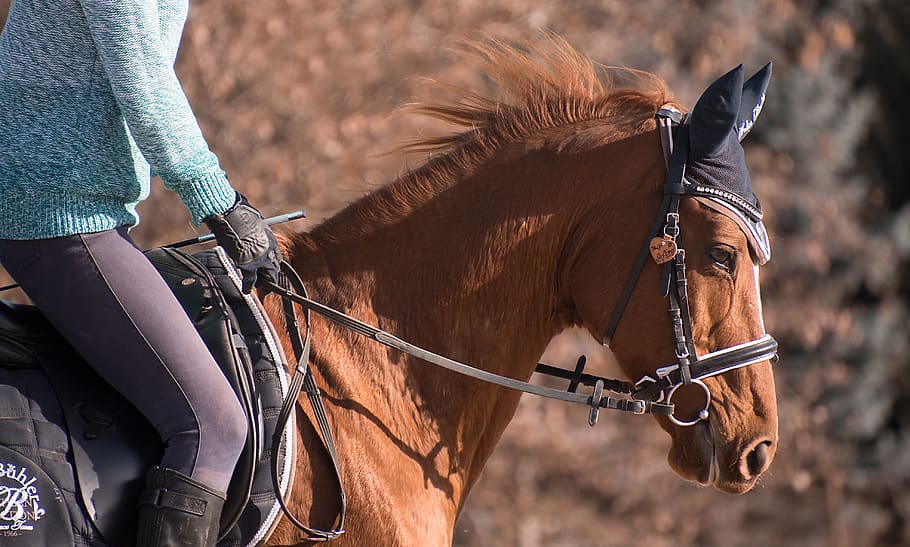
[680,62,772,264]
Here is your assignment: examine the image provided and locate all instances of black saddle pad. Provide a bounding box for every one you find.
[0,365,79,546]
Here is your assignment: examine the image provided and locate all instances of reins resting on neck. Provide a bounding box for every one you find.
[264,280,674,425]
[269,263,347,542]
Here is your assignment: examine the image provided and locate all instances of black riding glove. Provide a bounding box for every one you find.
[203,193,282,293]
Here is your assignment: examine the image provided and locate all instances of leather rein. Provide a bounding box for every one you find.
[261,107,779,540]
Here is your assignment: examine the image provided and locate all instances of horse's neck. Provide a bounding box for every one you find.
[285,130,661,513]
[303,151,583,371]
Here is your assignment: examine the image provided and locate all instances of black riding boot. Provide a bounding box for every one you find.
[136,466,226,547]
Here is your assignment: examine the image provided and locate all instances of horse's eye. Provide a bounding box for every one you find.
[709,246,736,273]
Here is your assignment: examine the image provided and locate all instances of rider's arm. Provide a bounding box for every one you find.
[78,0,236,224]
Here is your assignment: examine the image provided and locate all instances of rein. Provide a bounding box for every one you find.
[268,264,347,542]
[264,280,674,424]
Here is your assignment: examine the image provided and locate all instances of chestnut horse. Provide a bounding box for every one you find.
[263,38,778,546]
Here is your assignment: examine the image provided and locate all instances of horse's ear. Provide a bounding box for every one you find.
[737,62,772,141]
[689,65,744,157]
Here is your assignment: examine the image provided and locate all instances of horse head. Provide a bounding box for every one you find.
[568,63,777,494]
[275,42,781,543]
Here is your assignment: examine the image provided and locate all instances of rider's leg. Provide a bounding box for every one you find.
[0,227,247,545]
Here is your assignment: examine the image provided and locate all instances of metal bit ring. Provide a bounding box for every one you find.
[666,379,711,427]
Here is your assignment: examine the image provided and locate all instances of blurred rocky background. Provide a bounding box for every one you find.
[2,0,908,545]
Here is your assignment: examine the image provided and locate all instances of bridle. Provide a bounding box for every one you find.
[255,107,780,540]
[598,106,779,426]
[264,106,780,438]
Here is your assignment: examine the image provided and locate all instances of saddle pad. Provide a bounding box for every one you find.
[196,247,296,546]
[0,364,99,546]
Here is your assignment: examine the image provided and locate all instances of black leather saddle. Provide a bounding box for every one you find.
[0,246,294,547]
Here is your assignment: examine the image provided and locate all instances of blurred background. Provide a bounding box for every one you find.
[2,0,908,545]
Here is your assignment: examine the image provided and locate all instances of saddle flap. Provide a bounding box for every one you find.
[0,300,57,365]
[35,342,161,547]
[144,247,211,321]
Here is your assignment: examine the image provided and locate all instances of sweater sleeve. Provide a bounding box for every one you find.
[77,0,236,224]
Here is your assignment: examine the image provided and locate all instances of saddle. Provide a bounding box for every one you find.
[0,246,296,547]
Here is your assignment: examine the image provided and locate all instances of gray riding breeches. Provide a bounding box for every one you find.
[0,227,246,493]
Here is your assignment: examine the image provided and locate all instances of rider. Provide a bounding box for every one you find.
[0,1,281,545]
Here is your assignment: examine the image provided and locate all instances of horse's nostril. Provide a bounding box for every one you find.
[743,440,773,478]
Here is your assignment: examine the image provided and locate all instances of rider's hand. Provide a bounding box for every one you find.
[203,193,282,293]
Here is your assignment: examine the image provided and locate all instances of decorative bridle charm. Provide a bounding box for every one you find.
[649,213,679,265]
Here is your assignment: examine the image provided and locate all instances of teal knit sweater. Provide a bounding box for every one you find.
[0,0,237,239]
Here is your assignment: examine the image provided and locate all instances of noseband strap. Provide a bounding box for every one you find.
[633,334,778,402]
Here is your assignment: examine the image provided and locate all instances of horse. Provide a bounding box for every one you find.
[261,37,778,546]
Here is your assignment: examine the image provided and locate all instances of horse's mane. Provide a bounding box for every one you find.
[397,35,672,155]
[308,34,675,243]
